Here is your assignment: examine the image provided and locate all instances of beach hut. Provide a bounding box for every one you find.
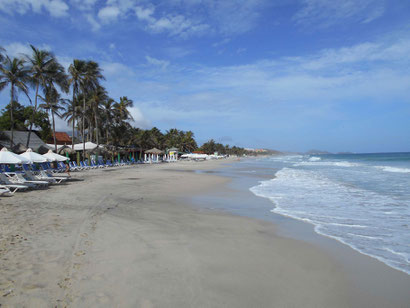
[0,131,48,152]
[167,147,179,162]
[144,148,164,163]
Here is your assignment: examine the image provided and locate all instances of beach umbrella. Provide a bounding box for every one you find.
[20,148,51,163]
[43,150,70,162]
[0,147,31,164]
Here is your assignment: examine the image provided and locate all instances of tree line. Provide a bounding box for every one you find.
[0,44,247,157]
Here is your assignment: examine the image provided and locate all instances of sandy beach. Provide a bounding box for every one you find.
[1,159,409,307]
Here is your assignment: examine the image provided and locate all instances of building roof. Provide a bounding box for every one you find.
[0,131,47,152]
[51,132,72,144]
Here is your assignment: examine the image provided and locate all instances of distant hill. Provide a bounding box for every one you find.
[306,149,332,155]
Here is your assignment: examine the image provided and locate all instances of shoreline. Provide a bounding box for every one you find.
[1,158,409,307]
[191,159,410,302]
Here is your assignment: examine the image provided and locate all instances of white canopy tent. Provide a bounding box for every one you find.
[20,148,51,163]
[0,147,31,164]
[43,150,70,162]
[73,142,101,151]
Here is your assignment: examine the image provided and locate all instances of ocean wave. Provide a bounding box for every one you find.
[249,167,410,275]
[308,156,321,161]
[294,161,360,167]
[375,166,410,173]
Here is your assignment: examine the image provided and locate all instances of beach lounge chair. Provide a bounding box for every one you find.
[0,185,14,197]
[4,172,49,189]
[22,164,57,184]
[97,159,108,168]
[79,161,90,170]
[86,161,97,169]
[36,164,68,183]
[91,161,103,168]
[72,161,83,170]
[0,174,29,192]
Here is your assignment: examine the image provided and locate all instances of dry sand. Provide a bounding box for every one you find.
[0,159,409,307]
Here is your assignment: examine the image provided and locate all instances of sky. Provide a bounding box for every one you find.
[0,0,410,153]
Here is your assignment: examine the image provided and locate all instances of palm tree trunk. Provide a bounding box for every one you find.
[95,112,99,146]
[72,90,75,149]
[10,83,14,147]
[26,83,39,148]
[82,91,86,160]
[52,111,57,152]
[95,111,100,160]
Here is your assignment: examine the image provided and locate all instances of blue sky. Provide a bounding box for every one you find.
[1,0,410,153]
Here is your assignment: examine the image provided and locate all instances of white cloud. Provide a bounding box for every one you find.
[293,0,385,28]
[128,106,151,128]
[145,56,170,69]
[98,6,121,23]
[135,6,154,21]
[134,5,209,37]
[4,42,51,58]
[85,13,101,31]
[70,0,97,11]
[0,0,69,17]
[101,61,134,76]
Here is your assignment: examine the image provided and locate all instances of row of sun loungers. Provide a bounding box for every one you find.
[0,158,139,197]
[0,163,70,197]
[68,158,137,171]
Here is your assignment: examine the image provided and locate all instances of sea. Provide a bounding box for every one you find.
[248,153,410,275]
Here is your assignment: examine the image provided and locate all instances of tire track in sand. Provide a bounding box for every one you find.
[55,194,119,307]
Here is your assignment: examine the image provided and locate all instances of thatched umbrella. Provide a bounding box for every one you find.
[11,143,28,154]
[58,145,76,155]
[144,148,164,162]
[145,148,164,154]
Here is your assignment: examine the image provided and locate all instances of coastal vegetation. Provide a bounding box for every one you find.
[0,44,248,156]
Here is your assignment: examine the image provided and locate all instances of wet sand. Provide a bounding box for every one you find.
[1,159,409,307]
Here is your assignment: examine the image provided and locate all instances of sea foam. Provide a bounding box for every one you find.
[250,163,410,275]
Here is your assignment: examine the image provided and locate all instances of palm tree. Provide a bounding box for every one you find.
[0,56,30,146]
[102,98,116,144]
[39,86,66,152]
[88,85,108,147]
[114,96,134,123]
[0,46,5,66]
[81,61,104,158]
[25,45,66,147]
[68,59,86,149]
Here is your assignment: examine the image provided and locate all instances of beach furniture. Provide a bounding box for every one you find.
[71,161,83,170]
[80,161,90,170]
[0,174,29,192]
[83,161,96,169]
[0,185,13,197]
[22,164,58,184]
[36,164,68,183]
[98,159,108,168]
[2,172,48,189]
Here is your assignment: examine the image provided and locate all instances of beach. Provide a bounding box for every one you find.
[1,159,410,307]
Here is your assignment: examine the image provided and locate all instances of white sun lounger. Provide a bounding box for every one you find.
[4,173,49,189]
[0,185,14,197]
